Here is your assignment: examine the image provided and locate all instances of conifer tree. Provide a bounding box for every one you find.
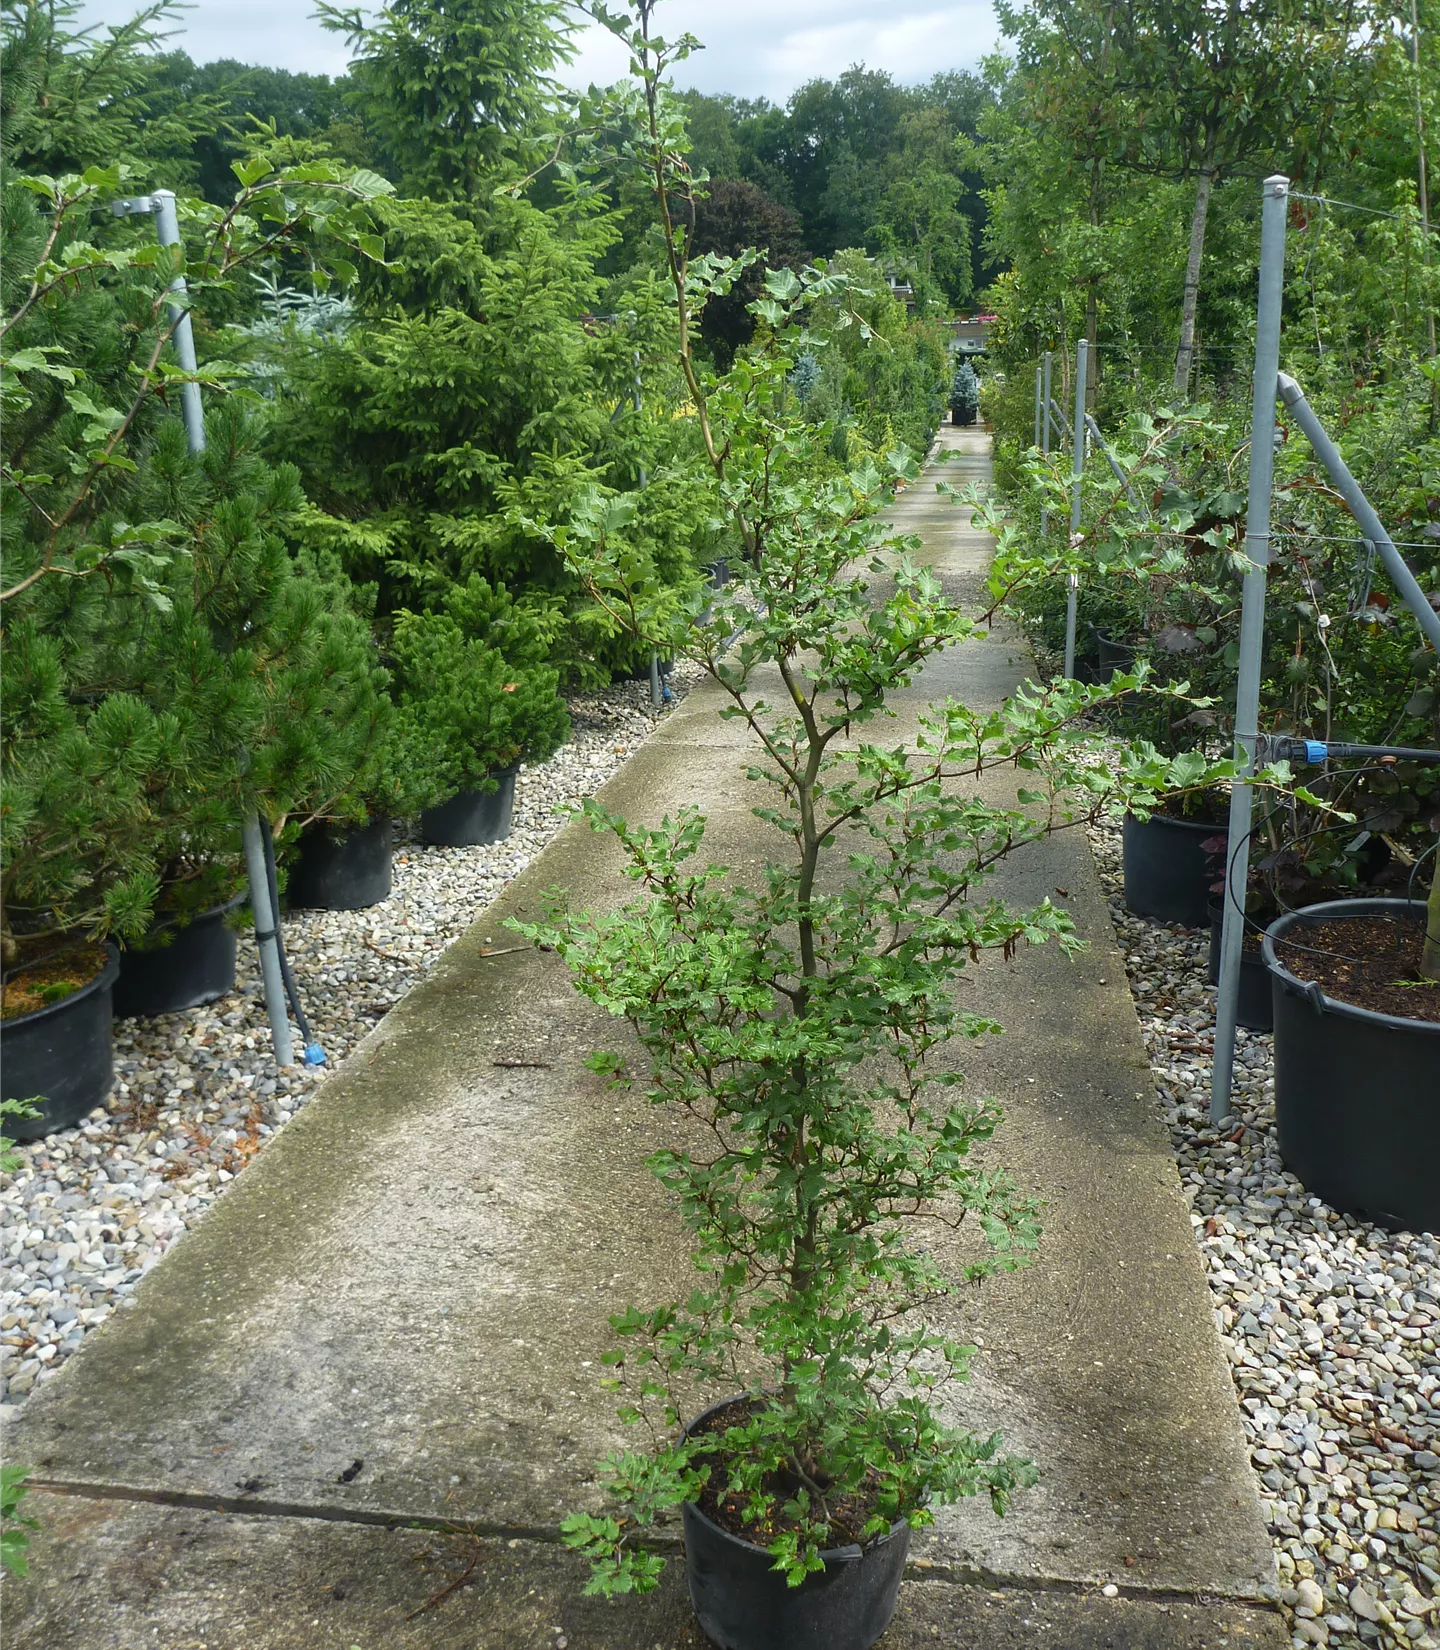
[1,5,395,965]
[317,0,574,202]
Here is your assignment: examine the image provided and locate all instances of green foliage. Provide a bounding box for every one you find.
[0,1,227,189]
[0,1098,39,1172]
[0,1463,38,1578]
[316,0,574,202]
[390,575,568,804]
[680,67,993,303]
[511,3,1243,1597]
[1,19,396,956]
[127,407,394,822]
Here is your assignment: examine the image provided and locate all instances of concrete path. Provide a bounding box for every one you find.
[3,429,1283,1649]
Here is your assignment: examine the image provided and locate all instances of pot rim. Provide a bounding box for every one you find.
[304,814,393,841]
[426,766,521,809]
[1125,806,1229,834]
[1,941,120,1032]
[681,1395,911,1566]
[131,888,247,950]
[1261,898,1440,1034]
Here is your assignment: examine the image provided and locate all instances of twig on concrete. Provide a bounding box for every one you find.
[404,1538,480,1621]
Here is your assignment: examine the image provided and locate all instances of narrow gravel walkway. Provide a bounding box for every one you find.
[1086,811,1439,1650]
[0,667,700,1416]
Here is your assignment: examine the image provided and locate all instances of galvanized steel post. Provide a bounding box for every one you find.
[1211,175,1289,1123]
[1064,339,1088,679]
[148,192,206,456]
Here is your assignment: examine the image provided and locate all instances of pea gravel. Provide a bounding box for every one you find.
[1087,811,1439,1650]
[0,668,699,1419]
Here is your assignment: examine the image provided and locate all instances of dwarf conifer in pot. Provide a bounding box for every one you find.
[388,574,569,811]
[513,6,1231,1625]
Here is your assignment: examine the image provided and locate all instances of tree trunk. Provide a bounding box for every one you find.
[1174,160,1216,399]
[1422,844,1440,981]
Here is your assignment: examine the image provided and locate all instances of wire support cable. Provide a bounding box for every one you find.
[1290,191,1410,222]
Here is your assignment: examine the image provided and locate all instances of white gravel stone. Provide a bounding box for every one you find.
[1085,807,1439,1650]
[0,668,701,1415]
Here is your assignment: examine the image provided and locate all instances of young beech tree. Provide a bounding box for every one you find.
[512,0,1243,1595]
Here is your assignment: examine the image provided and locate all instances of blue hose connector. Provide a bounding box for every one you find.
[1303,740,1328,765]
[303,1043,327,1067]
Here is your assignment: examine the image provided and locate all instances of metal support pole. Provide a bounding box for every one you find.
[1034,365,1043,451]
[1047,397,1074,442]
[633,347,662,708]
[1064,339,1088,679]
[242,816,294,1069]
[1278,376,1440,656]
[1211,175,1289,1124]
[1085,412,1144,511]
[148,192,205,455]
[118,189,295,1065]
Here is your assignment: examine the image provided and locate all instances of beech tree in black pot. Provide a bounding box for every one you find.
[513,11,1233,1645]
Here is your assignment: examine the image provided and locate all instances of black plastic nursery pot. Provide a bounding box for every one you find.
[1206,897,1274,1033]
[680,1401,910,1650]
[1094,628,1138,677]
[2,944,119,1140]
[1123,808,1224,929]
[420,767,517,848]
[114,892,245,1020]
[1263,899,1440,1234]
[288,816,393,911]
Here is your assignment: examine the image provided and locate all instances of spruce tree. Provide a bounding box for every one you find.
[316,0,574,202]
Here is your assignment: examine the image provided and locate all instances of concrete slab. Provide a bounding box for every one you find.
[4,1490,1287,1650]
[4,429,1278,1643]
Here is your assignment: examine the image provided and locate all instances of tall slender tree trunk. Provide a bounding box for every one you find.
[1174,145,1217,399]
[1411,0,1437,424]
[1086,163,1102,409]
[1423,845,1440,981]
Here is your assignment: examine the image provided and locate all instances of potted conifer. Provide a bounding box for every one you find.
[517,13,1231,1642]
[950,359,980,426]
[1,134,394,1103]
[101,409,394,1010]
[394,576,569,847]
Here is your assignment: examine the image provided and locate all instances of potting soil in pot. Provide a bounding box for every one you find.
[1274,912,1440,1023]
[689,1395,893,1550]
[2,945,109,1019]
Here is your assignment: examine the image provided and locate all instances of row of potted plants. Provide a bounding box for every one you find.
[1123,782,1439,1229]
[0,148,580,1142]
[965,363,1439,1235]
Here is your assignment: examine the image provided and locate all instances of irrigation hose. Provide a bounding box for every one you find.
[257,816,326,1067]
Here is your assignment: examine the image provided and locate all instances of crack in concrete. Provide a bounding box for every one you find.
[29,1476,1281,1614]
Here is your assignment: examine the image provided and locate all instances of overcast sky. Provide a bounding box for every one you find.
[73,2,1003,102]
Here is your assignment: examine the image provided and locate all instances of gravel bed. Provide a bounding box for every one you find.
[1087,811,1439,1650]
[0,667,701,1419]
